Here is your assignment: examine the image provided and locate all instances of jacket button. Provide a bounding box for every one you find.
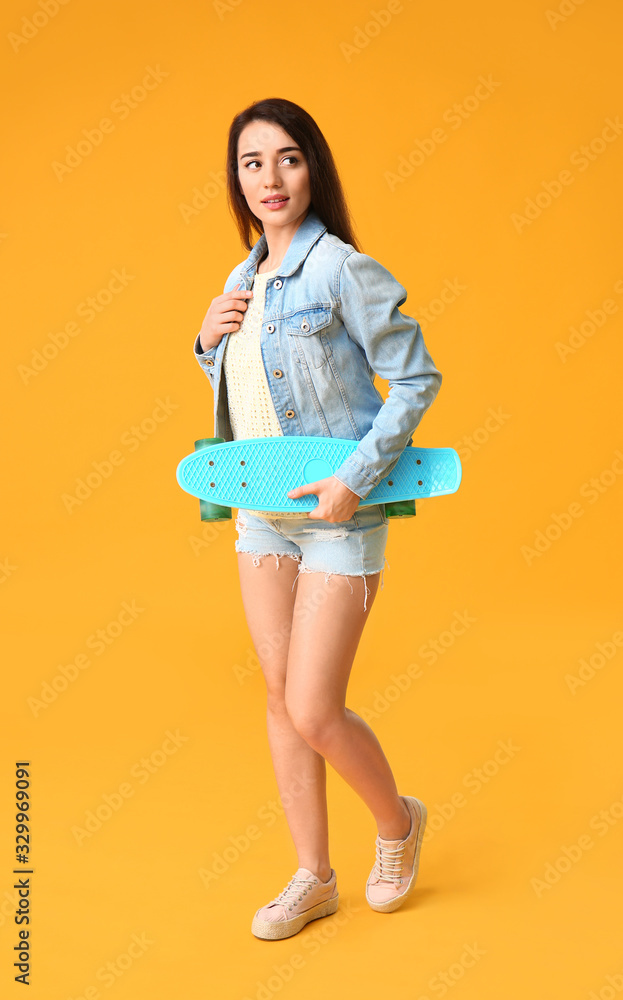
[300,320,310,332]
[266,323,275,334]
[205,358,214,367]
[285,409,295,418]
[274,279,283,289]
[273,369,283,378]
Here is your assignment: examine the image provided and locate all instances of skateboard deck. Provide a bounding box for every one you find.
[177,436,462,514]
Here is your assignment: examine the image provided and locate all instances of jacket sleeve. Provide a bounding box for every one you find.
[331,251,443,499]
[193,331,219,376]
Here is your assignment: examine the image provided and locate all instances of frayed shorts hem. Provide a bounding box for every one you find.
[234,507,390,612]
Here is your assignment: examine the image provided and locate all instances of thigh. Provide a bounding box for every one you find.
[235,514,302,698]
[285,569,381,719]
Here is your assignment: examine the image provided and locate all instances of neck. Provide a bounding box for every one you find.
[259,208,309,273]
[258,250,282,273]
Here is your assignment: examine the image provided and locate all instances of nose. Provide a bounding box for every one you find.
[263,160,281,188]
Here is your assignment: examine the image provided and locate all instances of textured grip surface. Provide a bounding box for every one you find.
[177,436,461,513]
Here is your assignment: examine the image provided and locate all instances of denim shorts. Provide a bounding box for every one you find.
[234,503,390,611]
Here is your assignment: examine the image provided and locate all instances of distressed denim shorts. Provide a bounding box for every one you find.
[234,503,390,611]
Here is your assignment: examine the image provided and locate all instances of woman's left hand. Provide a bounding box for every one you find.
[287,476,362,522]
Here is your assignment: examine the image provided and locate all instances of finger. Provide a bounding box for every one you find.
[221,308,247,323]
[229,285,253,300]
[287,481,322,497]
[223,297,252,315]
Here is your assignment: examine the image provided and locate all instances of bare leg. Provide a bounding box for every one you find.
[285,571,411,841]
[236,551,333,882]
[237,555,411,887]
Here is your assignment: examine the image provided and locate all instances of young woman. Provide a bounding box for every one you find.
[193,98,443,940]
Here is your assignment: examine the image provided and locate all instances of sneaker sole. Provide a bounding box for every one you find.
[366,797,427,913]
[251,893,339,940]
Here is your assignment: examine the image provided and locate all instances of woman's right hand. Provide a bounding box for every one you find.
[198,282,253,353]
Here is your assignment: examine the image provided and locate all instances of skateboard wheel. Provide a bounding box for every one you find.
[194,438,232,521]
[384,499,416,518]
[194,437,225,450]
[198,499,231,522]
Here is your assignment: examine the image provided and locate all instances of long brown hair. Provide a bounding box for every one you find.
[226,97,363,253]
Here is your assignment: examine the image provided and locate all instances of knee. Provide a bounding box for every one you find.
[286,702,342,749]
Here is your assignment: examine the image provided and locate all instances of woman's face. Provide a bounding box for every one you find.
[236,120,311,228]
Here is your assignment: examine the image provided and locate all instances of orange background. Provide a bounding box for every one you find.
[2,0,622,997]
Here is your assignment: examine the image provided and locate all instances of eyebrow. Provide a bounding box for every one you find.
[240,146,302,160]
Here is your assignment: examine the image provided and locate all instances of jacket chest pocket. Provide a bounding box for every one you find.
[285,306,334,370]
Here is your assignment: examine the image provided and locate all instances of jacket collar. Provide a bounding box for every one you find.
[240,208,328,280]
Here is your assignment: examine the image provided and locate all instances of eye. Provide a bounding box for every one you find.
[243,155,300,170]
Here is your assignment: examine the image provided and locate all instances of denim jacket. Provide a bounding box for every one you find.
[192,209,443,500]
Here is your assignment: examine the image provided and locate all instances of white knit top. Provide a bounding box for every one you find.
[223,263,301,519]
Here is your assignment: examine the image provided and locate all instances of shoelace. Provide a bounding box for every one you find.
[272,874,320,910]
[372,836,406,884]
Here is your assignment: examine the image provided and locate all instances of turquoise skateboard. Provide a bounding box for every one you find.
[177,436,462,521]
